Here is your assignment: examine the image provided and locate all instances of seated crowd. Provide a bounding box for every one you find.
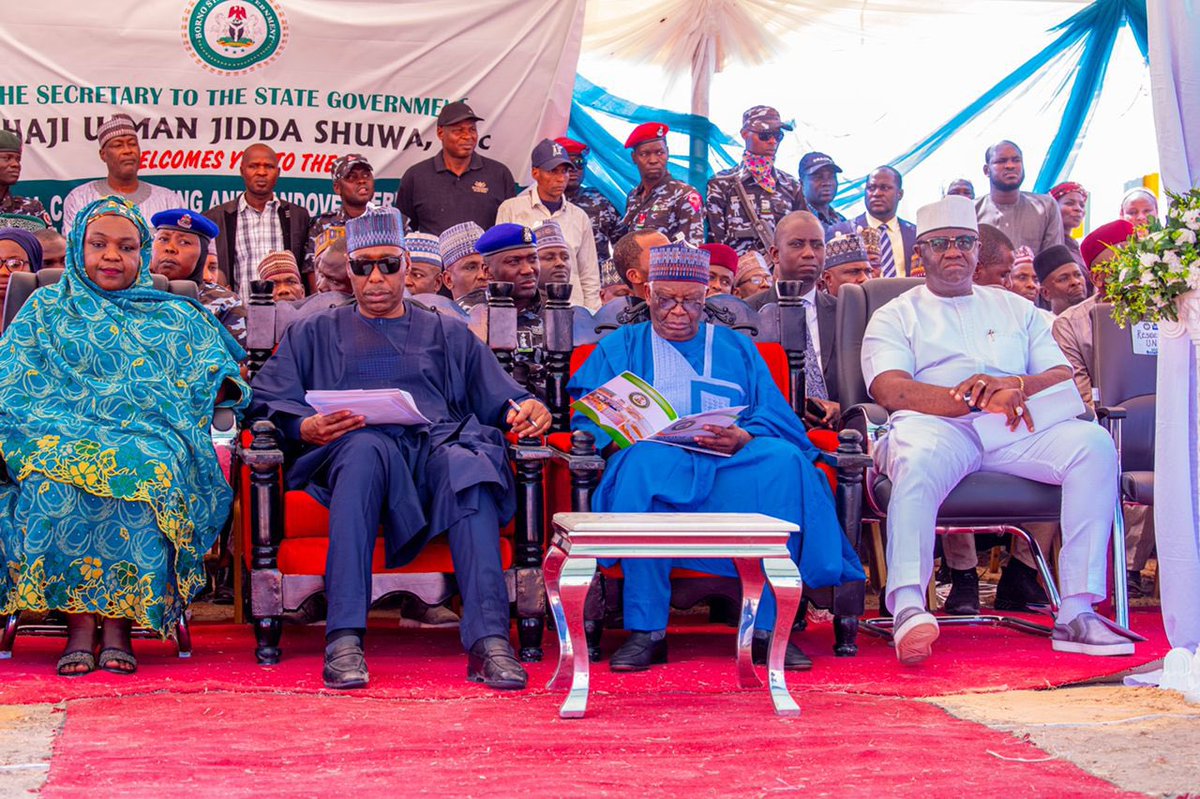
[0,98,1155,686]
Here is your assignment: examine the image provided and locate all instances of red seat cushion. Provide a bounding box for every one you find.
[277,533,514,575]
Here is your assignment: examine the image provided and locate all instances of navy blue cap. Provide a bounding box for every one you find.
[151,209,219,241]
[799,152,842,176]
[476,223,536,256]
[532,138,572,171]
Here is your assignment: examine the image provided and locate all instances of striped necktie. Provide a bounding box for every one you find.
[803,299,828,400]
[878,222,896,277]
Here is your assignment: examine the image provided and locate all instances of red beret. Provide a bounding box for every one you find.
[624,122,669,149]
[554,137,588,157]
[1081,219,1135,268]
[700,242,739,275]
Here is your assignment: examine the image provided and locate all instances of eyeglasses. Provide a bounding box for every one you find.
[0,257,30,273]
[922,235,979,253]
[348,256,405,276]
[650,293,705,314]
[752,130,784,143]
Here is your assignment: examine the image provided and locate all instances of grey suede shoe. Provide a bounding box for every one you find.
[1051,612,1138,656]
[893,606,939,666]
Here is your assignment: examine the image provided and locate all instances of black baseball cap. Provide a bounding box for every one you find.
[799,152,843,176]
[437,101,484,127]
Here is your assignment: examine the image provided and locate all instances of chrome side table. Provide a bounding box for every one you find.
[544,512,803,718]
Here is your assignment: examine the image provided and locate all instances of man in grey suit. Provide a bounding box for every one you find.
[747,211,840,426]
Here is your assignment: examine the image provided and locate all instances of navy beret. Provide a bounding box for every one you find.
[151,209,219,241]
[476,223,536,256]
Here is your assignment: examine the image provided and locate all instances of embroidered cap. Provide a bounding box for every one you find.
[314,225,345,258]
[345,207,405,254]
[1033,244,1078,283]
[1050,181,1088,201]
[824,225,870,269]
[257,250,300,281]
[405,232,443,268]
[97,113,138,149]
[0,213,48,232]
[532,221,568,251]
[438,221,484,267]
[647,242,710,285]
[476,223,536,257]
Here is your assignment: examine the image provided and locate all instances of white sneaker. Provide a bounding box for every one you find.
[893,606,939,666]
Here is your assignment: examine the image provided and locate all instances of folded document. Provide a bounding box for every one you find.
[304,388,432,426]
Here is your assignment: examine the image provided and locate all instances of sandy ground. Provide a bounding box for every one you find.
[0,704,61,798]
[931,685,1200,797]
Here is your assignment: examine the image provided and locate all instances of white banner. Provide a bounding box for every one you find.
[0,0,584,225]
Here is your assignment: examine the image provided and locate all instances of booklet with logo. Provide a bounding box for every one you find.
[305,388,432,426]
[571,371,746,456]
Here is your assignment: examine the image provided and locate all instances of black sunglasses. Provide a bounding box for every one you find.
[348,256,405,276]
[753,130,784,143]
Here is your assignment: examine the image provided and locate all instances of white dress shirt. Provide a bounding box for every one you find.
[801,285,823,370]
[495,186,601,311]
[866,212,908,277]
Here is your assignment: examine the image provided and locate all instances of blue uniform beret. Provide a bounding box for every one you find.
[151,209,219,241]
[476,223,536,256]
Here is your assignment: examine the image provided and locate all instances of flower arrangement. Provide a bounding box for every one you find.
[1095,188,1200,327]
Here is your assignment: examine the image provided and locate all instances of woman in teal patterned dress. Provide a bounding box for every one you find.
[0,197,249,675]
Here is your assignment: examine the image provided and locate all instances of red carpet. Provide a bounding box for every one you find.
[0,609,1169,705]
[4,611,1166,797]
[41,691,1141,799]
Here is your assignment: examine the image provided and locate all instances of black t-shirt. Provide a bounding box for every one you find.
[395,151,516,236]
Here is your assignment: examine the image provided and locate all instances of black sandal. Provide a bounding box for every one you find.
[97,647,137,675]
[56,650,97,677]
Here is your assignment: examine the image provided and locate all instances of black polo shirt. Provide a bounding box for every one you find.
[395,151,516,235]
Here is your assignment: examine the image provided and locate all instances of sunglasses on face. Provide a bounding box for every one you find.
[752,130,784,143]
[922,235,979,254]
[348,256,405,276]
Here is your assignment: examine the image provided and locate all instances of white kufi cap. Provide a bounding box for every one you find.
[915,195,979,237]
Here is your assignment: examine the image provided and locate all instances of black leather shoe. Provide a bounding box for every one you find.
[323,637,369,690]
[467,636,528,690]
[609,632,667,672]
[751,635,813,671]
[993,557,1049,611]
[943,567,981,615]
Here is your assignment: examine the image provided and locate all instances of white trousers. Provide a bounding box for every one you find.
[874,414,1117,612]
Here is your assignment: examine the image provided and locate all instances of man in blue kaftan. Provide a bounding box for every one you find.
[568,242,863,672]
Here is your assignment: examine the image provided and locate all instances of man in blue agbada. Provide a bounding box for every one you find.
[569,242,864,672]
[0,197,248,677]
[248,209,553,691]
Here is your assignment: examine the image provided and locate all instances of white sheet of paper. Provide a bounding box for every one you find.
[305,388,432,426]
[646,405,747,457]
[1131,322,1159,356]
[970,379,1086,451]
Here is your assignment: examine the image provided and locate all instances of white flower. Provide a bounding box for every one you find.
[1138,251,1159,268]
[1187,271,1200,290]
[1163,249,1184,270]
[1175,228,1197,246]
[1140,270,1157,286]
[1184,209,1200,231]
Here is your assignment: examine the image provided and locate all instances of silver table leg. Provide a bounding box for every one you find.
[732,558,765,689]
[1111,496,1130,629]
[762,556,802,717]
[544,545,597,718]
